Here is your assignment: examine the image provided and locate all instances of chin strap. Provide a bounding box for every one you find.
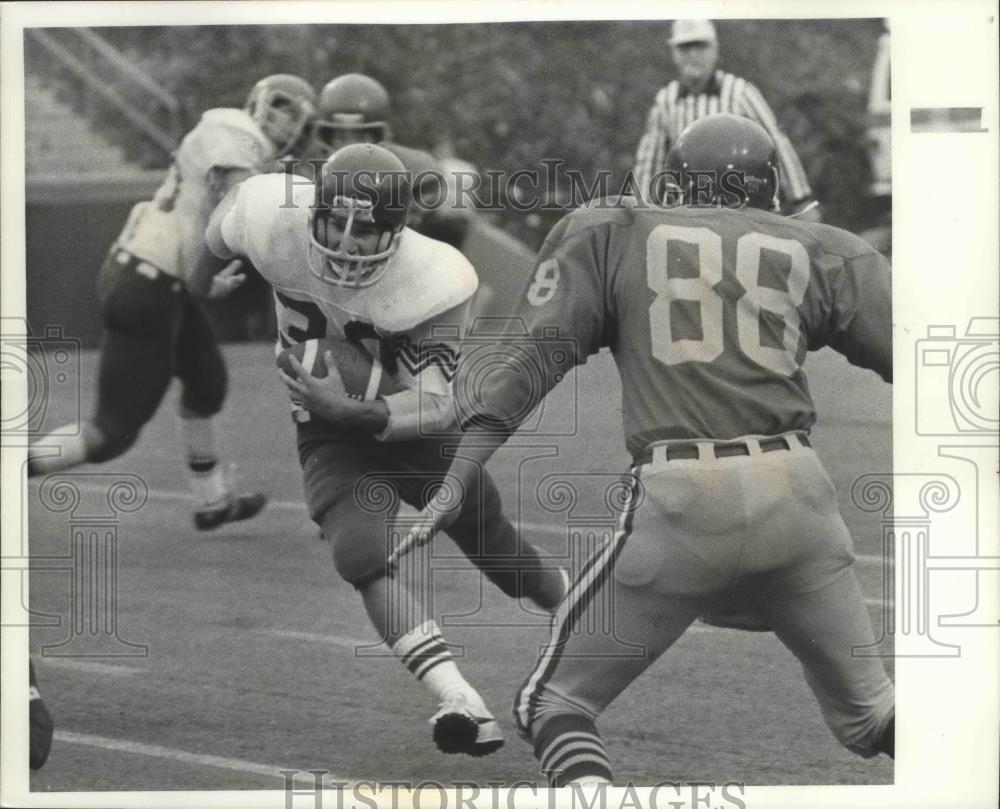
[786,200,819,219]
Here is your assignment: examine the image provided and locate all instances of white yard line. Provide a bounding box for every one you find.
[27,480,894,617]
[54,730,348,784]
[261,628,380,649]
[38,658,144,677]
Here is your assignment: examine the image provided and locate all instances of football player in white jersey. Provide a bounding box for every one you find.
[28,75,316,530]
[202,143,568,757]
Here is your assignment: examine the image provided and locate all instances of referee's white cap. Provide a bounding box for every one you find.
[669,19,717,45]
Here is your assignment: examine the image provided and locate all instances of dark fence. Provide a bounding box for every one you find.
[26,178,276,347]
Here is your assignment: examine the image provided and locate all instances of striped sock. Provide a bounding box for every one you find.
[534,713,613,787]
[391,620,470,701]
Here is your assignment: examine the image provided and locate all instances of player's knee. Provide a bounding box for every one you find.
[320,500,388,587]
[180,350,228,416]
[482,549,554,601]
[450,472,511,553]
[451,496,552,600]
[452,515,523,598]
[84,420,137,463]
[101,277,176,335]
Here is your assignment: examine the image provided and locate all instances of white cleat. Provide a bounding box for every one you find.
[430,694,504,757]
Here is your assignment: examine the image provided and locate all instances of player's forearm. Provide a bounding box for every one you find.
[354,398,390,433]
[186,241,227,298]
[440,429,510,504]
[375,389,454,442]
[305,394,389,432]
[454,362,548,437]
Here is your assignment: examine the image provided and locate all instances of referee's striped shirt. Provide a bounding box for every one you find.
[633,69,813,205]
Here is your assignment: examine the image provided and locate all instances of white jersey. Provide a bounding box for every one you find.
[115,108,274,281]
[218,172,478,411]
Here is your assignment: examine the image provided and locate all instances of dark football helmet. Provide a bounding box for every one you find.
[308,143,412,288]
[663,113,780,211]
[244,74,317,157]
[309,74,392,158]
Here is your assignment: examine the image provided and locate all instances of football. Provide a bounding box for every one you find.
[276,336,406,401]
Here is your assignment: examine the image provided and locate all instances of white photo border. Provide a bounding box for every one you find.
[2,2,997,808]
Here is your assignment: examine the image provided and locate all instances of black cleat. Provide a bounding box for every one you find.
[877,715,895,758]
[194,492,268,531]
[29,660,54,770]
[430,696,504,757]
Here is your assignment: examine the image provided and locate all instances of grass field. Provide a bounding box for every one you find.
[26,341,893,791]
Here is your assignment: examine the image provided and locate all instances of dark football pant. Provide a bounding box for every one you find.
[297,420,555,598]
[89,251,227,461]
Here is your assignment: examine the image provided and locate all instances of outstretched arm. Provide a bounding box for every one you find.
[188,177,247,298]
[389,210,610,565]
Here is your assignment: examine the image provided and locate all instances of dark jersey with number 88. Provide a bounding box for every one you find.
[468,200,892,459]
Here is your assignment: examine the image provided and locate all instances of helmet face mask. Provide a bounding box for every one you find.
[662,113,781,212]
[311,119,383,157]
[307,143,412,289]
[659,166,780,210]
[308,198,401,288]
[245,75,317,157]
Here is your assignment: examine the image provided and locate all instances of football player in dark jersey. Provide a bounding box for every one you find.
[400,114,895,785]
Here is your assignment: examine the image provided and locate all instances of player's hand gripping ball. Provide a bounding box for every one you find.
[276,336,405,405]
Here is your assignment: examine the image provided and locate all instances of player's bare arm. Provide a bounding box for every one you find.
[189,178,249,298]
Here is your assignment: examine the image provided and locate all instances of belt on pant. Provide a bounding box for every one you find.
[114,249,171,282]
[635,432,811,466]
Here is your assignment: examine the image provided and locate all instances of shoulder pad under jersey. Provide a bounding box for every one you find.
[371,229,478,333]
[178,108,275,178]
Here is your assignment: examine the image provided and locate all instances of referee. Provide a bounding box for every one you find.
[633,19,819,220]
